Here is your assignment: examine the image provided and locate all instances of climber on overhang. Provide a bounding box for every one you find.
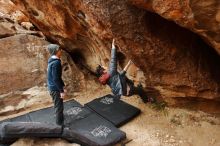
[95,39,155,103]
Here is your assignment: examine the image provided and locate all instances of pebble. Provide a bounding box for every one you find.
[169,138,175,143]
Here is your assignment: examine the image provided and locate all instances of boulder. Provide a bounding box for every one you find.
[130,0,220,55]
[0,18,84,95]
[9,0,220,100]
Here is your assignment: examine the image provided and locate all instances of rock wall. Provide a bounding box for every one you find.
[0,10,85,95]
[0,0,29,23]
[130,0,220,55]
[7,0,220,100]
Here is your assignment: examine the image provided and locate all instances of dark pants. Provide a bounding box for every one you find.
[125,78,149,103]
[49,91,64,125]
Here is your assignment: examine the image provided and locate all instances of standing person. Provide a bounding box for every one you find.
[96,39,155,103]
[47,44,66,125]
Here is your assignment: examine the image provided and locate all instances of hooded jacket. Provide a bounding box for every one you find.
[47,57,65,92]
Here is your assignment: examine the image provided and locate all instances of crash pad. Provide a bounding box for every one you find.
[62,107,126,146]
[85,94,141,127]
[0,99,126,146]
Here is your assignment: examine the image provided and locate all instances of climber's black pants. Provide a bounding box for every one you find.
[49,91,64,125]
[125,78,149,102]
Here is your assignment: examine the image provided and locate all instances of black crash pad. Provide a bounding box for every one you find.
[0,98,127,146]
[64,106,91,127]
[0,99,82,124]
[28,99,82,123]
[0,114,31,126]
[62,107,126,146]
[85,94,141,127]
[0,99,82,145]
[10,114,31,122]
[28,106,55,123]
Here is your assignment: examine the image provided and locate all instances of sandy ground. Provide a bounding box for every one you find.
[0,86,220,146]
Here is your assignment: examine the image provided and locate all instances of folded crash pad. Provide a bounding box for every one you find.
[0,122,62,145]
[85,94,141,127]
[0,122,62,146]
[0,124,16,146]
[1,122,62,139]
[62,107,126,146]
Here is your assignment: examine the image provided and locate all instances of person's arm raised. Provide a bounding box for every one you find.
[120,60,133,76]
[109,39,117,76]
[123,60,133,72]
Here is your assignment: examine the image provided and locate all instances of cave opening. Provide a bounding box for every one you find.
[117,51,127,68]
[69,49,96,76]
[143,11,220,85]
[70,49,85,66]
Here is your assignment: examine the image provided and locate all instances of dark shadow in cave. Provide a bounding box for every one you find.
[143,11,220,91]
[69,49,97,76]
[117,51,127,68]
[69,49,128,77]
[134,11,220,113]
[173,96,220,116]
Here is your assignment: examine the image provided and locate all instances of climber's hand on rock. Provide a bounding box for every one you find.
[112,39,115,49]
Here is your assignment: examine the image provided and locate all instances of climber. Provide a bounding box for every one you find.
[47,44,66,125]
[96,39,155,103]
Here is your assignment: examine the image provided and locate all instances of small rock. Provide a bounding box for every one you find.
[21,22,34,30]
[169,138,175,143]
[210,138,216,144]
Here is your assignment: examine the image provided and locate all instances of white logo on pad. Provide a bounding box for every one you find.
[91,125,112,137]
[66,107,82,116]
[100,97,114,104]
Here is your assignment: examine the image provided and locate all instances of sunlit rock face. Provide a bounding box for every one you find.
[11,0,220,100]
[130,0,220,55]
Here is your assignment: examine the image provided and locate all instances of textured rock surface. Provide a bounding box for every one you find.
[11,0,220,100]
[0,33,48,94]
[0,0,29,23]
[130,0,220,55]
[0,16,85,95]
